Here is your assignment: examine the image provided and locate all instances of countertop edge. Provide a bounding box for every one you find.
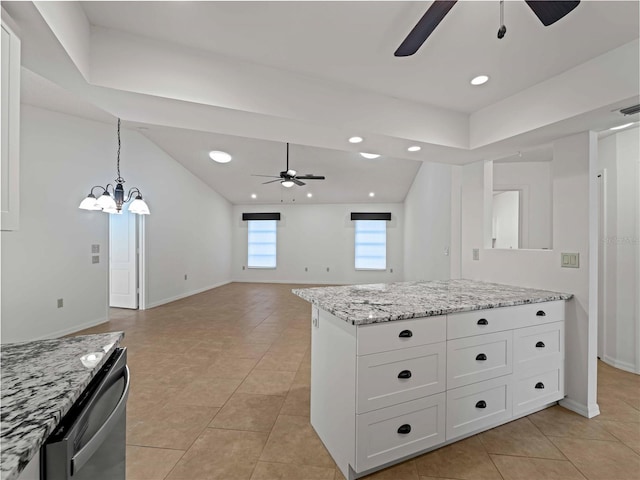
[1,332,124,480]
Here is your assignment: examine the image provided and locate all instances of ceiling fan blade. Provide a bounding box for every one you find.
[291,178,306,186]
[262,179,282,184]
[296,175,325,180]
[394,0,457,57]
[252,174,280,178]
[525,1,580,26]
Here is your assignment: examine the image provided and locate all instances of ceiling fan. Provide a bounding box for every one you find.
[394,0,581,57]
[252,143,326,188]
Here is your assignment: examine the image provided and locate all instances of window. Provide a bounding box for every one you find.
[355,220,386,270]
[247,220,277,268]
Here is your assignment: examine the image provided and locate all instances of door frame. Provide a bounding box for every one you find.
[596,170,607,360]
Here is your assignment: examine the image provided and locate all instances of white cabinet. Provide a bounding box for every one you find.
[311,301,565,480]
[1,15,20,231]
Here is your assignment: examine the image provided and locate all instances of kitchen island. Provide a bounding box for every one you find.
[0,332,124,480]
[293,279,572,480]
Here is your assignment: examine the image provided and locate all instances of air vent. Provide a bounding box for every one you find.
[620,104,640,116]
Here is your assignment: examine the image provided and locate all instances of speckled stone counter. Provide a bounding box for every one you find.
[293,279,572,325]
[0,332,124,480]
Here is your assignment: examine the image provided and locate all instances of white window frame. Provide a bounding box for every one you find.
[247,219,277,269]
[354,219,387,271]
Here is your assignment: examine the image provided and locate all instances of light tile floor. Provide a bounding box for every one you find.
[77,283,640,480]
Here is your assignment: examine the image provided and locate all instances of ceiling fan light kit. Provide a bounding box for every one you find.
[78,118,150,215]
[395,0,581,57]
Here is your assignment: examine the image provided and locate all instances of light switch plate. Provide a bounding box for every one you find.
[92,255,100,264]
[472,248,480,261]
[91,244,100,254]
[561,252,580,268]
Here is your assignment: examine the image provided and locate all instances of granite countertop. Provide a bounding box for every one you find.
[293,279,573,325]
[0,332,124,480]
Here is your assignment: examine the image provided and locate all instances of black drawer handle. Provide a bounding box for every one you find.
[536,341,546,348]
[397,424,412,434]
[536,310,546,316]
[476,400,487,409]
[476,353,487,361]
[535,382,545,389]
[399,330,413,338]
[398,370,412,379]
[477,318,488,326]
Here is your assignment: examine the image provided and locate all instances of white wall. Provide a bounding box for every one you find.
[456,132,599,417]
[1,106,232,342]
[493,161,552,249]
[492,191,519,249]
[231,203,404,284]
[598,127,640,373]
[403,161,452,281]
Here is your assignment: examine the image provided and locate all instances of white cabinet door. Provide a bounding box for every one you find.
[1,19,20,231]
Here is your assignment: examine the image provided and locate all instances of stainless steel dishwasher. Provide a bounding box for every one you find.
[42,347,129,480]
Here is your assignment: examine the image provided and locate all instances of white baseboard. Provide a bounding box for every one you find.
[602,355,639,374]
[231,279,344,285]
[559,397,600,418]
[34,316,108,340]
[145,280,232,309]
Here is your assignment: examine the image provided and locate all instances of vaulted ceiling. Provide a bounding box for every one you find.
[5,1,639,204]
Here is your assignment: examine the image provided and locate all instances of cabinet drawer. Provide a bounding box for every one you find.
[514,322,564,377]
[446,376,512,441]
[357,315,446,356]
[356,393,446,472]
[513,367,563,416]
[447,301,564,340]
[447,331,512,389]
[357,343,446,413]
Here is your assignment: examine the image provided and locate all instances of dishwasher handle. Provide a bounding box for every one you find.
[70,365,130,475]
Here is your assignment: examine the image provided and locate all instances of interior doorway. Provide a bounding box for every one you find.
[597,171,606,360]
[109,211,146,310]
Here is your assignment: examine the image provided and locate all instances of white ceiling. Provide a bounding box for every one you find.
[81,1,639,113]
[4,0,639,206]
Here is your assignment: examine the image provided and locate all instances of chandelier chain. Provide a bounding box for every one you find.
[115,118,125,184]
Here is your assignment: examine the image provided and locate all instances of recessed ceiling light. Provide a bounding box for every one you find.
[610,122,634,131]
[369,192,375,197]
[360,152,380,159]
[470,75,489,86]
[208,150,232,163]
[251,194,257,199]
[307,192,313,198]
[348,136,364,143]
[408,146,421,152]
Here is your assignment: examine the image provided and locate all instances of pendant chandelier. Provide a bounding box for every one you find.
[79,118,150,215]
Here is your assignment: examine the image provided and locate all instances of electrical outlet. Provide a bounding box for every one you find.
[184,274,188,280]
[326,267,330,272]
[91,244,100,254]
[390,268,393,273]
[444,247,450,256]
[472,249,480,261]
[57,298,63,308]
[242,266,246,270]
[92,255,100,264]
[305,267,308,272]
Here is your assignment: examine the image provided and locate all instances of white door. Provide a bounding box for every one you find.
[109,210,138,309]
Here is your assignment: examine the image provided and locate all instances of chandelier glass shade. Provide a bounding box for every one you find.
[79,118,150,215]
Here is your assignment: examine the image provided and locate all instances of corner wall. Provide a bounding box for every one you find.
[457,132,599,417]
[1,106,232,342]
[231,203,404,285]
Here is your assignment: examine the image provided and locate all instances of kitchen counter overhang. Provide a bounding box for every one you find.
[0,332,124,480]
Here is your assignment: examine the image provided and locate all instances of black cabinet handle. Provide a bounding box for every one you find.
[398,370,412,379]
[477,318,489,326]
[399,330,413,338]
[476,353,487,361]
[397,424,412,434]
[476,400,487,409]
[536,310,546,316]
[535,382,545,389]
[536,341,546,348]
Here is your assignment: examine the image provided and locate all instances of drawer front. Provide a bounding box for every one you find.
[447,331,512,389]
[513,367,563,416]
[446,376,512,441]
[514,322,564,377]
[447,301,565,340]
[357,315,446,356]
[356,393,446,472]
[357,343,446,413]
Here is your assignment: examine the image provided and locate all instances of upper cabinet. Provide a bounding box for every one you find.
[1,15,20,231]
